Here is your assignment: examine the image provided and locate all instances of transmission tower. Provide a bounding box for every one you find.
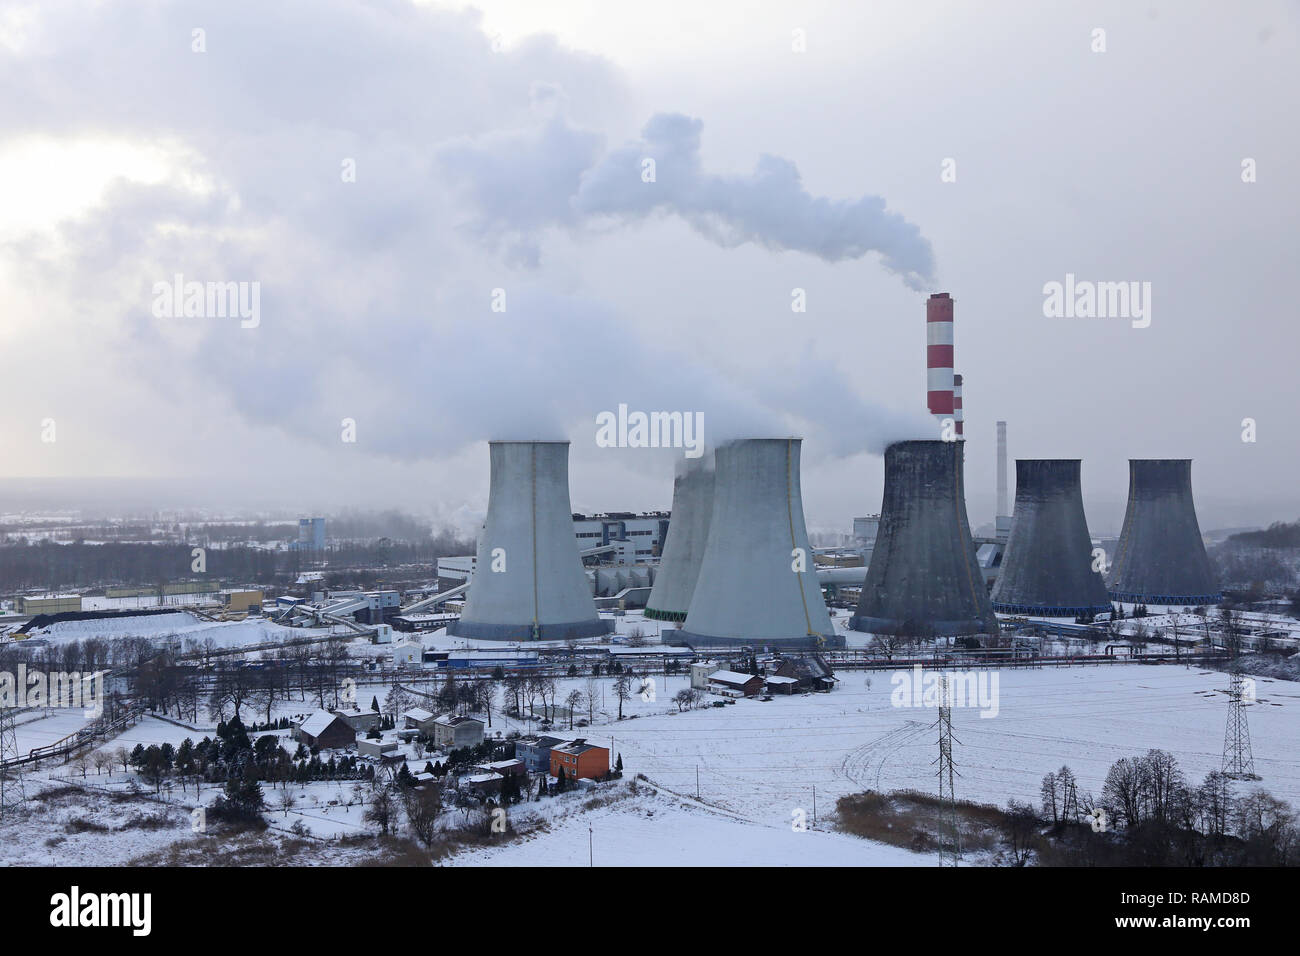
[0,705,26,817]
[1220,671,1259,780]
[933,675,962,866]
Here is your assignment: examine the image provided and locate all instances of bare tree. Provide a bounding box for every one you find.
[613,674,632,720]
[565,689,583,729]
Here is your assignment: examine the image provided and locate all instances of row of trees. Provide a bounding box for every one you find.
[1031,751,1299,866]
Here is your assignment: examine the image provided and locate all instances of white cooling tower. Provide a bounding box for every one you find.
[644,451,715,622]
[676,438,838,649]
[448,441,613,641]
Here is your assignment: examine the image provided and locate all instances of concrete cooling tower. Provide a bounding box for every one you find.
[1107,459,1221,606]
[850,440,998,638]
[448,441,613,641]
[990,460,1111,617]
[675,438,838,649]
[644,452,715,622]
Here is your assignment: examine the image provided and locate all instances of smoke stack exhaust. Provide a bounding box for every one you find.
[645,451,715,622]
[676,438,838,649]
[926,293,954,426]
[1107,459,1221,606]
[850,440,998,637]
[448,441,613,641]
[990,460,1111,617]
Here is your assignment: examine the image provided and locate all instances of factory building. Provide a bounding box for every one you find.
[851,440,998,638]
[447,441,612,641]
[296,517,326,551]
[1107,459,1221,606]
[673,438,839,650]
[645,452,715,622]
[990,460,1111,618]
[573,512,669,562]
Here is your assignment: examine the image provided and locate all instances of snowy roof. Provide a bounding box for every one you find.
[404,708,434,722]
[480,759,523,770]
[554,738,604,756]
[333,707,379,718]
[708,670,761,685]
[392,640,423,650]
[299,710,344,738]
[464,773,499,784]
[435,712,484,727]
[765,675,799,684]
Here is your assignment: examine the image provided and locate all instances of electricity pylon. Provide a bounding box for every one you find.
[934,675,962,866]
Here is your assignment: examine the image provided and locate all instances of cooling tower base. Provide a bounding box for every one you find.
[849,615,997,638]
[667,628,844,651]
[1108,590,1222,606]
[991,602,1113,618]
[643,607,687,623]
[446,618,615,641]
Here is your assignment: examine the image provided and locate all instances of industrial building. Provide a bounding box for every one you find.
[645,452,715,621]
[18,594,82,615]
[297,517,326,551]
[850,440,998,638]
[672,438,839,650]
[1107,459,1221,606]
[990,460,1111,617]
[447,441,613,641]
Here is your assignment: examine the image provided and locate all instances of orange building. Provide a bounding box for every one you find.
[549,739,609,781]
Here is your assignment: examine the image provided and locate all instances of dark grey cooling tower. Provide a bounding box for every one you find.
[990,460,1111,617]
[1107,459,1220,605]
[850,440,998,637]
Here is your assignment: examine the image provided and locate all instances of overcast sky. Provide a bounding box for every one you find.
[1,0,1297,536]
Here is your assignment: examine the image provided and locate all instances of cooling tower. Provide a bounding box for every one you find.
[990,460,1111,617]
[676,438,837,649]
[644,451,715,622]
[1107,459,1221,605]
[448,441,613,641]
[850,440,998,637]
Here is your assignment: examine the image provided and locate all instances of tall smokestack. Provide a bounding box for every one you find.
[677,438,838,649]
[926,293,954,427]
[850,440,998,638]
[953,373,964,437]
[1107,460,1221,606]
[995,421,1011,539]
[644,451,715,622]
[990,460,1111,617]
[448,441,613,641]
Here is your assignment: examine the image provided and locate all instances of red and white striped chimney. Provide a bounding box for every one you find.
[926,292,955,426]
[952,373,964,437]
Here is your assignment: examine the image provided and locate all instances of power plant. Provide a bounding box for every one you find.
[644,451,715,622]
[673,438,839,649]
[447,441,613,641]
[1107,459,1222,606]
[850,440,998,638]
[990,460,1111,617]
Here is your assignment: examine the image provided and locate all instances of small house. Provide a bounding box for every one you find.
[402,707,438,733]
[295,710,356,750]
[433,713,485,750]
[689,661,719,690]
[515,734,565,773]
[550,738,609,781]
[392,640,423,666]
[332,707,381,732]
[773,654,839,692]
[356,738,398,759]
[706,670,765,697]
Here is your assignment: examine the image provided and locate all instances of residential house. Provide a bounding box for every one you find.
[402,707,438,734]
[433,713,485,750]
[332,707,381,733]
[356,738,398,759]
[706,670,765,697]
[764,675,800,695]
[689,661,719,690]
[514,734,564,773]
[295,710,356,750]
[475,758,525,779]
[773,654,838,692]
[549,738,610,782]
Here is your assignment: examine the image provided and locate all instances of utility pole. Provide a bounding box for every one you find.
[588,825,593,867]
[695,764,699,799]
[934,675,962,867]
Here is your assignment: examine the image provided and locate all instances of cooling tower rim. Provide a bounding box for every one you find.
[1127,458,1193,465]
[885,438,966,451]
[991,601,1113,617]
[486,439,571,445]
